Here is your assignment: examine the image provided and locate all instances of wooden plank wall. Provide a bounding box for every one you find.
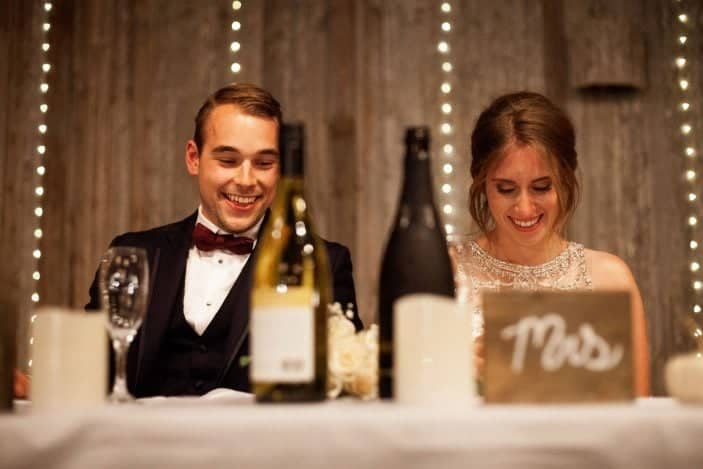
[0,0,46,371]
[1,0,701,394]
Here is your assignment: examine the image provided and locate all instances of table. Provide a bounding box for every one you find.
[1,396,702,468]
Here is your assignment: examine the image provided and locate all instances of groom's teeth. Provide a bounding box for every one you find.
[226,194,256,204]
[514,217,539,227]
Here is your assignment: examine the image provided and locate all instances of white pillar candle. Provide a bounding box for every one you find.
[31,307,108,411]
[393,294,475,405]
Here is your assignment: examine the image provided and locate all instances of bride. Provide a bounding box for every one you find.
[455,91,650,396]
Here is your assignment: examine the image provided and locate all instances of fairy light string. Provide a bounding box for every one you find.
[27,1,54,369]
[437,1,457,235]
[673,0,702,334]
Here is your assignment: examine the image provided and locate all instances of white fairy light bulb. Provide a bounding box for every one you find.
[443,144,453,155]
[689,216,698,226]
[442,62,453,72]
[676,57,687,68]
[232,1,242,10]
[686,170,696,181]
[441,82,451,94]
[441,2,451,13]
[441,22,451,32]
[230,62,241,73]
[443,163,453,174]
[692,240,699,250]
[681,123,692,134]
[231,21,241,31]
[441,103,452,114]
[445,224,454,234]
[443,204,453,215]
[692,262,701,272]
[441,183,452,194]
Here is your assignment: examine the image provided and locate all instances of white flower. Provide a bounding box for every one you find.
[328,314,356,341]
[327,372,344,399]
[327,302,379,400]
[330,335,366,379]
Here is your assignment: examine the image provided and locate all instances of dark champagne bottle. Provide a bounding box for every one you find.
[251,123,332,402]
[378,126,455,399]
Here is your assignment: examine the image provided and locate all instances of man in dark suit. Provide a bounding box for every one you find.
[86,83,361,398]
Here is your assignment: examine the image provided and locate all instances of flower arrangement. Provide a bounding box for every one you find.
[327,303,378,400]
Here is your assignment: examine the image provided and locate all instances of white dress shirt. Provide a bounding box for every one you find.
[183,207,262,335]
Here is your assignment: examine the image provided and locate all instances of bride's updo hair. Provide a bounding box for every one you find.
[469,91,579,234]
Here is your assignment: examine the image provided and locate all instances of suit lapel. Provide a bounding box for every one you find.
[216,253,254,382]
[134,213,195,390]
[217,210,270,383]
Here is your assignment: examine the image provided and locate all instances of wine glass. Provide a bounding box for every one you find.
[99,246,149,403]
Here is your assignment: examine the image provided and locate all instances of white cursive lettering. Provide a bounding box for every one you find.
[500,313,623,373]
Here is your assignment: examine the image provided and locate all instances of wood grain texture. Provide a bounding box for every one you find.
[0,0,46,371]
[565,0,647,90]
[1,0,701,394]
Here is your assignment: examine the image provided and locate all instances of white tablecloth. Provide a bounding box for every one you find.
[1,397,702,468]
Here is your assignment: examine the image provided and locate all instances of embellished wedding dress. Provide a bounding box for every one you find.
[450,238,593,337]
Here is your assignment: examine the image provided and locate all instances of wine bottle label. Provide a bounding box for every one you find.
[250,287,315,383]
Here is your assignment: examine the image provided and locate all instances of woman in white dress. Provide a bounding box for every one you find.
[457,91,650,396]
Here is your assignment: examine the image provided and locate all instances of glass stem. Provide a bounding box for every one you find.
[112,338,129,397]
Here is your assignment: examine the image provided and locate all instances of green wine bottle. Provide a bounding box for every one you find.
[250,123,331,402]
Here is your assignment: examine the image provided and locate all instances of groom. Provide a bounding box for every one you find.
[86,83,362,397]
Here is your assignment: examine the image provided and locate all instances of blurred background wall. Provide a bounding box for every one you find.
[1,0,701,394]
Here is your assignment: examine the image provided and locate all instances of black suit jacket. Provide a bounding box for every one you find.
[86,211,361,397]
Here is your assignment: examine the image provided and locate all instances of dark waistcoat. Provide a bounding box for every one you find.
[153,280,233,396]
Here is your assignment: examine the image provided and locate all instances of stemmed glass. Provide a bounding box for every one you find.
[99,246,149,403]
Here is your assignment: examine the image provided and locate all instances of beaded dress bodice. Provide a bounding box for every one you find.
[451,239,593,337]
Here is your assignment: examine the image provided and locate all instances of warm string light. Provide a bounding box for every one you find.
[673,0,702,321]
[437,1,456,235]
[28,2,54,369]
[230,1,243,75]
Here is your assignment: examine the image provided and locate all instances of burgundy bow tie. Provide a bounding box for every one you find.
[191,223,254,254]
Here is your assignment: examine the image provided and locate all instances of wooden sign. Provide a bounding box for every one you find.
[482,291,633,403]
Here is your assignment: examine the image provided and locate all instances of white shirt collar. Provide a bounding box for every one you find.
[196,205,263,239]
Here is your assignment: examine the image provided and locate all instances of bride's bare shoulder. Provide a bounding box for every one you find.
[583,248,636,290]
